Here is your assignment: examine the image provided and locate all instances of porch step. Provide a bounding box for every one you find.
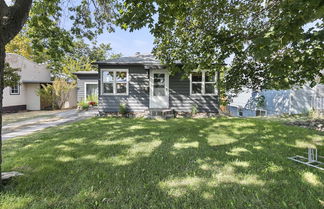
[149,109,175,119]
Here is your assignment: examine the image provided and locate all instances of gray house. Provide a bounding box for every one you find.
[74,54,219,114]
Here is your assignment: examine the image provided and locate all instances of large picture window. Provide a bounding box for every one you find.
[101,69,128,95]
[190,71,216,95]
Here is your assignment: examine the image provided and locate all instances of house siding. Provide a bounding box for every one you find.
[76,74,98,102]
[99,66,150,112]
[169,74,219,112]
[98,66,219,113]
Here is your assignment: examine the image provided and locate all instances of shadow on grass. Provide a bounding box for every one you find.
[1,117,323,208]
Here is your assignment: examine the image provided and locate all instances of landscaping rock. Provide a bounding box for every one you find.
[286,119,324,132]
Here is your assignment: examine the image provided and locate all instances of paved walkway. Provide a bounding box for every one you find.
[2,109,98,140]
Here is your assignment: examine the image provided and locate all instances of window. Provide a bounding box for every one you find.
[102,69,128,95]
[153,73,166,96]
[190,71,216,95]
[85,82,98,99]
[10,85,20,95]
[256,109,267,117]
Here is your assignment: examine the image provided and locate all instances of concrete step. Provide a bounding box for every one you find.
[149,109,175,119]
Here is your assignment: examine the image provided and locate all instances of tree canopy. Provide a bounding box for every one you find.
[117,0,324,92]
[0,0,117,188]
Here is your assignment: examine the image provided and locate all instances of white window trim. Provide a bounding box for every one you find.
[10,85,20,95]
[190,71,217,96]
[256,109,267,117]
[84,81,98,100]
[101,69,129,96]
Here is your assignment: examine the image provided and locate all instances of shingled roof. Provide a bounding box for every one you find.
[93,54,161,65]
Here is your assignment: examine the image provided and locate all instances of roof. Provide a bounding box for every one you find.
[73,71,98,75]
[93,54,162,66]
[22,80,53,84]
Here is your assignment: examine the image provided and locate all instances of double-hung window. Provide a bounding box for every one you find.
[102,69,128,95]
[190,71,216,95]
[10,85,20,95]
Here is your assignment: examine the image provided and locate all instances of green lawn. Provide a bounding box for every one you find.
[1,117,323,208]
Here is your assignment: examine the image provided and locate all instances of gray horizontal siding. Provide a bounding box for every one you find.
[76,77,98,102]
[99,66,149,112]
[99,68,218,113]
[169,74,218,112]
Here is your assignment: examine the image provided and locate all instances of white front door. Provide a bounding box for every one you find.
[150,70,169,108]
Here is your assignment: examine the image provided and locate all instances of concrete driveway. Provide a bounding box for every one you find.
[2,108,98,140]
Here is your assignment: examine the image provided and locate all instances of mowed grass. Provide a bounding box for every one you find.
[1,117,323,209]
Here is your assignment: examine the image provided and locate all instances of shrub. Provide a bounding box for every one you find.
[119,103,127,116]
[191,104,198,115]
[37,79,76,110]
[78,100,90,110]
[86,94,98,105]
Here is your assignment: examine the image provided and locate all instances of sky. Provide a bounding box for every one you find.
[5,0,154,57]
[97,27,155,56]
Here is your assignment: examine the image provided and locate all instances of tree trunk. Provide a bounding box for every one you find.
[0,0,33,189]
[0,42,5,190]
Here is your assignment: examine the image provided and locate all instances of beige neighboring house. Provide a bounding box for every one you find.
[3,53,51,112]
[4,53,78,112]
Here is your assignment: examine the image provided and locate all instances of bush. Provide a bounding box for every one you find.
[119,103,127,116]
[191,104,198,115]
[78,100,90,110]
[86,94,98,105]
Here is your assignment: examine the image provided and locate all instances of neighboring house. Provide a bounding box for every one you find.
[3,53,52,112]
[74,54,219,114]
[3,53,77,113]
[229,84,324,117]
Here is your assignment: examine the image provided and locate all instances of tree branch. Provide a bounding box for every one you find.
[0,0,33,45]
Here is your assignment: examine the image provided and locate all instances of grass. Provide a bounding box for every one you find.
[1,117,323,208]
[3,110,66,125]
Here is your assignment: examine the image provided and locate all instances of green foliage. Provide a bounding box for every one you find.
[59,40,122,79]
[13,0,119,77]
[5,31,33,60]
[119,103,127,115]
[1,118,323,208]
[37,84,56,110]
[4,63,20,88]
[86,94,98,104]
[77,100,90,110]
[37,79,76,110]
[116,0,324,91]
[255,95,266,108]
[53,79,76,109]
[191,104,198,115]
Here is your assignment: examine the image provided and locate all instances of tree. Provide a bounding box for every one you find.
[59,40,122,79]
[5,31,33,60]
[38,79,76,110]
[4,63,20,88]
[0,0,116,188]
[117,0,324,93]
[0,0,33,188]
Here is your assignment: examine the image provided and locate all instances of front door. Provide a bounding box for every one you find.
[150,70,169,108]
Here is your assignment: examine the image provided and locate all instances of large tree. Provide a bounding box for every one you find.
[0,0,116,188]
[117,0,323,94]
[0,0,33,188]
